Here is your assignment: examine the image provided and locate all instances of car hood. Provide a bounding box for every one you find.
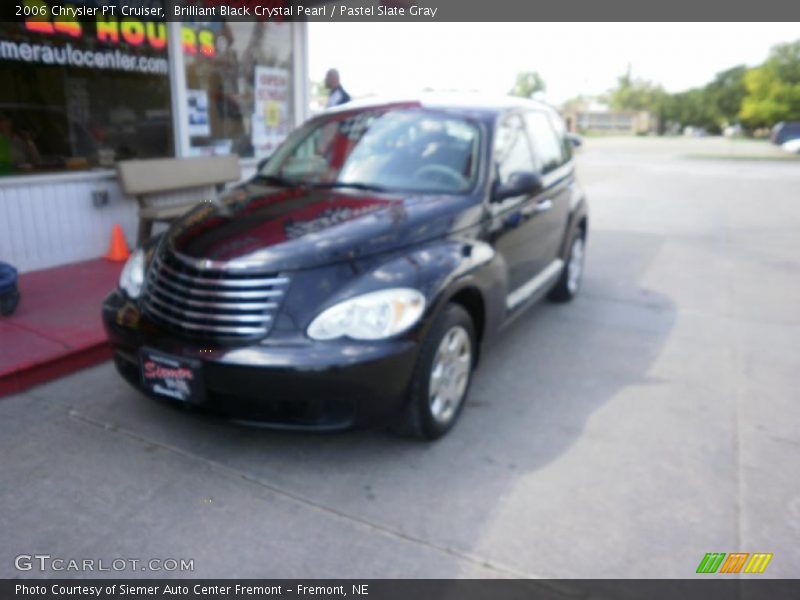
[163,181,482,272]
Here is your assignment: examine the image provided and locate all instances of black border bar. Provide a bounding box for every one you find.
[4,580,800,600]
[3,0,800,22]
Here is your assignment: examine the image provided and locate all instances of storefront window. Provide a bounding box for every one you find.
[0,6,298,175]
[183,21,294,160]
[0,9,174,175]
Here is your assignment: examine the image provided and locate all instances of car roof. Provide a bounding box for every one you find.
[321,93,560,120]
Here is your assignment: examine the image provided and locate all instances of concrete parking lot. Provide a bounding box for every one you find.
[2,137,799,579]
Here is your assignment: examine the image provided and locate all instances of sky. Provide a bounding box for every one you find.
[308,22,800,105]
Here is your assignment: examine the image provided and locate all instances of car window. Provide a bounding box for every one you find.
[524,111,568,174]
[493,114,537,185]
[261,109,480,194]
[546,111,573,163]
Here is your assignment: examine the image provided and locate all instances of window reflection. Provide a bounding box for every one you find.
[0,20,172,175]
[183,21,294,159]
[261,109,480,194]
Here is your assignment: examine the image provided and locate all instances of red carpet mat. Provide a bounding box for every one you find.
[0,259,122,397]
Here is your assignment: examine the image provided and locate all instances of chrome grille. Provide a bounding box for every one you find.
[143,250,289,340]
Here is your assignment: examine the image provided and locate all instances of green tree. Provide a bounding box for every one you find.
[740,40,800,128]
[657,66,747,133]
[661,89,720,132]
[706,65,748,124]
[607,68,666,112]
[768,40,800,83]
[509,71,546,99]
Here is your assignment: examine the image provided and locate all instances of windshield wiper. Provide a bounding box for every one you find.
[255,176,391,193]
[315,181,391,193]
[254,174,298,187]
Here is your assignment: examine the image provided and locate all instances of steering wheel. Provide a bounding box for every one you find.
[412,164,467,189]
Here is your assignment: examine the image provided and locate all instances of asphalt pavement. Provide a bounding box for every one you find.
[2,136,798,578]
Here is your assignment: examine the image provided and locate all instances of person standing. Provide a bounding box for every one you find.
[325,69,351,108]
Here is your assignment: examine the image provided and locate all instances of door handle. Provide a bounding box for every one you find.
[520,198,553,219]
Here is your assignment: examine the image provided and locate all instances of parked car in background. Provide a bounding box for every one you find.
[683,126,708,137]
[770,121,800,145]
[723,124,743,138]
[781,138,800,154]
[103,95,588,440]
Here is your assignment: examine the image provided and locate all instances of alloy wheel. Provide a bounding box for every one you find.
[567,236,585,294]
[428,325,472,425]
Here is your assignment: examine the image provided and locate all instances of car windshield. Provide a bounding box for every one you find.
[258,108,480,194]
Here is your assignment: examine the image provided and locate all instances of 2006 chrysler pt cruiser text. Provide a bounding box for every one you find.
[103,95,588,440]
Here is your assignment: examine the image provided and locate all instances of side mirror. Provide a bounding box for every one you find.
[492,171,543,202]
[567,133,583,148]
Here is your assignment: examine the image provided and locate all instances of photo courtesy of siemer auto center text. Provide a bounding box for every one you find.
[0,0,799,598]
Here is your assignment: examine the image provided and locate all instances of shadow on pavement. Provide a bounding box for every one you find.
[0,229,676,578]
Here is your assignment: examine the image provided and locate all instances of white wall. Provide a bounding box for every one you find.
[0,171,131,273]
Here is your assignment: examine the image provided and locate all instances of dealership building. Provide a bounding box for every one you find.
[0,11,309,272]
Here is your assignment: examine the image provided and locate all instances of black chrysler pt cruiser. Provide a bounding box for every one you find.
[103,96,588,440]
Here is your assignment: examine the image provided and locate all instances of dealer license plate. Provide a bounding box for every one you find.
[140,348,204,404]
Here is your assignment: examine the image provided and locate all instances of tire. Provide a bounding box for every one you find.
[394,303,476,440]
[548,229,586,303]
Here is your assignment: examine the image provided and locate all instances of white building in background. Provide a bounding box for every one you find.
[561,99,658,135]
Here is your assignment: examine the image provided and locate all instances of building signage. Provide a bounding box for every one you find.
[23,12,217,57]
[251,66,291,155]
[1,1,218,75]
[187,89,211,137]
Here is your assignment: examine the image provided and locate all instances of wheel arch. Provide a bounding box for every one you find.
[558,196,589,260]
[435,283,487,367]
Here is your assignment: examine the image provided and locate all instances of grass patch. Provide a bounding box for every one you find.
[684,153,800,162]
[579,132,647,138]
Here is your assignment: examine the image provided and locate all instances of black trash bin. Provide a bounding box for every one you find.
[0,262,20,316]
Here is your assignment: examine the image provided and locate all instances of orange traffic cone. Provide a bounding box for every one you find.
[104,224,130,262]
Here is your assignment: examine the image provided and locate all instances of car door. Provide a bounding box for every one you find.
[487,112,553,304]
[521,110,574,275]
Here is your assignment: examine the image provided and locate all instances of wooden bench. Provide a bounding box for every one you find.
[116,155,241,245]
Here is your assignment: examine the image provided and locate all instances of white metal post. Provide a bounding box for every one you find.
[167,21,190,158]
[293,21,310,126]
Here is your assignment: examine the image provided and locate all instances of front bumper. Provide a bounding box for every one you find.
[102,291,419,430]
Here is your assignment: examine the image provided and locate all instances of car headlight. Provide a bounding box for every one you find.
[307,288,426,341]
[119,248,145,299]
